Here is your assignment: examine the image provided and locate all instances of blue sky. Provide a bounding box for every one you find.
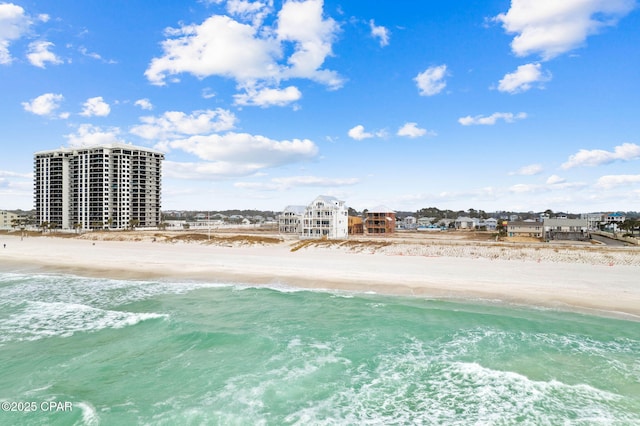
[1,0,639,213]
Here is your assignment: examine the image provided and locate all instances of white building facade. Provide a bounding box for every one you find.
[34,143,164,230]
[300,196,348,239]
[278,205,306,234]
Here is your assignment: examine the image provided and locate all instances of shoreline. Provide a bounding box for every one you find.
[1,233,639,321]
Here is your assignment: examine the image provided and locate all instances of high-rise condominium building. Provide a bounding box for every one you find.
[34,144,164,230]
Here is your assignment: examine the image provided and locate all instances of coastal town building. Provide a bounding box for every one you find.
[364,205,396,235]
[507,221,543,238]
[543,218,589,241]
[582,213,604,230]
[0,210,19,229]
[454,216,478,230]
[348,216,364,235]
[33,143,164,230]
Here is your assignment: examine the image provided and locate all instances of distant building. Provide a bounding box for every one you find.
[479,217,498,231]
[0,210,19,229]
[34,143,164,230]
[581,213,604,230]
[543,218,589,241]
[402,216,417,229]
[605,212,625,225]
[364,205,396,235]
[454,216,478,230]
[507,221,543,238]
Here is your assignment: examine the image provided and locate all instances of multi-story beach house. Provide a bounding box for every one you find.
[301,195,348,239]
[278,205,306,234]
[364,205,396,235]
[34,143,164,230]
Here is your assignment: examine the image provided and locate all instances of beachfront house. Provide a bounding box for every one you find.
[543,218,589,241]
[507,221,543,238]
[278,205,306,234]
[364,205,396,235]
[301,195,348,239]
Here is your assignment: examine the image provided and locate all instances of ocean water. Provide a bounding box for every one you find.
[0,272,638,425]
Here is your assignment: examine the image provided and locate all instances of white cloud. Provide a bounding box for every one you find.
[546,174,566,184]
[0,3,31,65]
[22,93,67,117]
[234,85,301,107]
[494,0,636,60]
[131,109,237,140]
[235,175,359,191]
[276,0,341,87]
[163,132,319,179]
[348,125,373,141]
[497,63,551,94]
[458,112,527,126]
[509,183,544,194]
[397,122,429,138]
[595,174,640,189]
[65,124,125,147]
[80,96,111,117]
[145,0,342,105]
[163,160,265,179]
[134,98,153,110]
[561,143,640,169]
[27,40,63,68]
[145,15,280,85]
[369,19,389,47]
[225,0,273,27]
[415,65,447,96]
[510,163,543,176]
[78,46,116,64]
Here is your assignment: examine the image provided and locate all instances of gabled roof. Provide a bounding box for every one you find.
[367,205,395,213]
[281,205,306,214]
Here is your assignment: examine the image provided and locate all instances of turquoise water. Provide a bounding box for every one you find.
[0,272,638,425]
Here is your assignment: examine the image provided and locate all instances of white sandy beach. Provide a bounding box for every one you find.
[1,232,639,319]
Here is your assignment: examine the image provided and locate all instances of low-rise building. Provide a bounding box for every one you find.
[544,218,589,241]
[507,221,543,238]
[454,216,478,230]
[1,210,19,229]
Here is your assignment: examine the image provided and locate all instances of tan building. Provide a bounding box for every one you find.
[348,216,363,235]
[507,221,543,238]
[0,210,19,229]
